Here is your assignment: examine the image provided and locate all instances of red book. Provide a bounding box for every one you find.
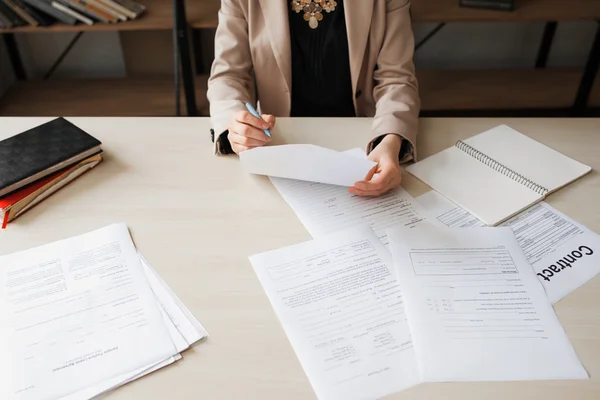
[0,153,102,229]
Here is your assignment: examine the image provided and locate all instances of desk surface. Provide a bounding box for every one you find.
[0,117,599,400]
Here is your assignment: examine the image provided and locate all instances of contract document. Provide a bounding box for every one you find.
[249,226,419,400]
[417,191,600,303]
[0,224,177,400]
[387,223,588,383]
[270,177,427,246]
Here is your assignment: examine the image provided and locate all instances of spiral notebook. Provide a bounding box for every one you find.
[405,125,591,226]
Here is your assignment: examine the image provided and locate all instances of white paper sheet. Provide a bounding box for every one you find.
[417,191,600,303]
[89,356,181,400]
[62,358,179,400]
[62,320,181,400]
[59,254,208,400]
[417,190,486,228]
[139,254,208,344]
[270,178,428,246]
[240,144,376,187]
[0,224,177,400]
[249,226,419,400]
[502,204,600,304]
[387,222,588,382]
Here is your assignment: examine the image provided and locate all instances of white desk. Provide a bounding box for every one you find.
[0,117,599,400]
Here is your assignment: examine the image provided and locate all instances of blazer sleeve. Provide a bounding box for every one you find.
[207,0,255,155]
[367,0,420,163]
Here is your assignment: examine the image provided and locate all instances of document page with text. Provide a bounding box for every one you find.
[417,191,600,303]
[503,203,600,303]
[387,223,588,383]
[417,190,486,228]
[270,177,427,246]
[61,253,209,400]
[0,224,177,400]
[249,226,419,400]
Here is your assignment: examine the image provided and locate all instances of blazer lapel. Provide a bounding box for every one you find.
[258,0,292,92]
[344,0,374,96]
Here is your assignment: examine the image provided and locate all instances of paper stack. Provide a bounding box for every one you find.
[268,147,600,303]
[0,223,207,400]
[248,146,595,399]
[249,223,589,400]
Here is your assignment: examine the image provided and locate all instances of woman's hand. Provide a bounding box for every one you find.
[227,110,276,154]
[349,134,403,197]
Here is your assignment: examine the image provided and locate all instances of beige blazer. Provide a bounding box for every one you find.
[207,0,420,161]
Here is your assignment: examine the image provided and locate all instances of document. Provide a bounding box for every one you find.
[417,191,600,303]
[249,226,419,400]
[139,254,208,345]
[60,254,208,400]
[503,204,600,303]
[0,224,177,400]
[61,350,180,400]
[270,178,428,246]
[387,223,588,382]
[240,144,376,187]
[417,190,486,228]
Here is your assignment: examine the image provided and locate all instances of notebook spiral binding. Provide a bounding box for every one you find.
[455,140,549,195]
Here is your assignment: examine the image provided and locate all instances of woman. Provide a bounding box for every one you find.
[207,0,420,196]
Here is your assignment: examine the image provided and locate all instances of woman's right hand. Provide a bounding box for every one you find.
[227,110,276,154]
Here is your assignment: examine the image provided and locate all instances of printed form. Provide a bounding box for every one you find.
[417,191,600,303]
[269,148,431,246]
[387,223,588,383]
[249,226,419,400]
[0,224,177,400]
[61,254,208,400]
[270,178,427,246]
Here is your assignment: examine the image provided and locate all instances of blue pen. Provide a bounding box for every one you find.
[245,102,271,137]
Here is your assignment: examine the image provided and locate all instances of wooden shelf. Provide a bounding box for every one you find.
[417,68,589,110]
[0,75,209,116]
[411,0,600,23]
[0,0,219,33]
[1,69,598,117]
[190,0,600,27]
[1,0,599,33]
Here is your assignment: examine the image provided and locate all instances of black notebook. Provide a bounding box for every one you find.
[0,118,102,197]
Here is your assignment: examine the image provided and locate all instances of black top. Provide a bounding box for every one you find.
[288,0,356,117]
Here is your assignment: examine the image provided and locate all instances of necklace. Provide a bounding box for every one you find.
[291,0,337,29]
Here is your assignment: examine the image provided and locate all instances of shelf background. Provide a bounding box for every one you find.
[1,70,598,117]
[1,0,600,33]
[1,0,599,117]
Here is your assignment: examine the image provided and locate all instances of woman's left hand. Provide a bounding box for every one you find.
[349,134,403,197]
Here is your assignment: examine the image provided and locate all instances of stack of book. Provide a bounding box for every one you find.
[0,0,146,28]
[459,0,516,11]
[0,117,103,229]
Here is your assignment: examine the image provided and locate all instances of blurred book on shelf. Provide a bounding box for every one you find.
[0,0,145,27]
